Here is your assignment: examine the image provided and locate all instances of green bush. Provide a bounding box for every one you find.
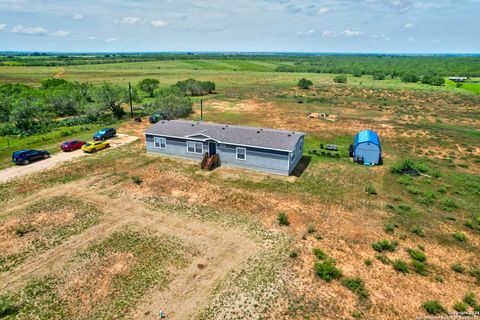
[314,259,342,282]
[412,261,428,276]
[375,254,390,265]
[297,78,313,89]
[307,223,316,234]
[401,73,419,83]
[391,159,428,174]
[277,212,290,226]
[333,75,347,84]
[313,248,328,260]
[341,277,369,299]
[366,185,377,195]
[372,240,398,252]
[0,295,15,317]
[131,176,143,185]
[453,302,468,312]
[453,232,467,242]
[289,250,299,258]
[407,249,426,262]
[15,224,35,237]
[451,263,465,273]
[364,259,372,267]
[441,198,459,211]
[411,225,426,237]
[393,259,409,273]
[463,293,477,307]
[384,223,397,233]
[422,300,446,314]
[469,268,480,284]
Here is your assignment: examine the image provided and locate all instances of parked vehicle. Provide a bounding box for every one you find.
[81,141,110,153]
[149,112,170,123]
[12,149,49,165]
[93,128,116,141]
[61,140,86,152]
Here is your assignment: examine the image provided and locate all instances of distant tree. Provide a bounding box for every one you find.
[297,78,313,89]
[421,73,445,86]
[352,69,363,77]
[95,82,127,118]
[10,96,52,131]
[0,83,33,122]
[430,77,445,86]
[401,73,419,83]
[372,71,386,80]
[333,75,347,84]
[138,78,160,97]
[40,78,72,90]
[174,78,215,96]
[145,93,193,118]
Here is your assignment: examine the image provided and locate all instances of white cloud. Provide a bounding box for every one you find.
[322,30,336,37]
[11,24,47,35]
[404,22,414,29]
[116,16,141,25]
[297,29,314,36]
[0,23,6,31]
[88,36,98,40]
[371,33,391,41]
[150,20,168,27]
[341,29,362,37]
[106,38,118,42]
[72,14,83,20]
[318,7,330,14]
[53,30,70,37]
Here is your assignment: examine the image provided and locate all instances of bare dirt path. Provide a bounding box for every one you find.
[0,178,258,320]
[0,134,138,183]
[53,67,65,79]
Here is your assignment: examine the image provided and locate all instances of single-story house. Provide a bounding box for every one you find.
[353,129,382,165]
[144,120,304,175]
[448,76,469,83]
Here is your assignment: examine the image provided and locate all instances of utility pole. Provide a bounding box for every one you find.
[128,82,133,118]
[200,99,203,122]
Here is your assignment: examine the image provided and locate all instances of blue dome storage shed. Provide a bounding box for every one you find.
[353,130,381,165]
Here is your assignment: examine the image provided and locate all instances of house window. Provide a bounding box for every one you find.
[236,147,246,160]
[187,141,203,154]
[291,149,296,162]
[154,137,166,149]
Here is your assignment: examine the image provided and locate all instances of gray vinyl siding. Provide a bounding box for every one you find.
[288,136,304,174]
[354,142,381,164]
[145,134,300,175]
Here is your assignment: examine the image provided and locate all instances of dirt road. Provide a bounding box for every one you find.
[0,134,138,183]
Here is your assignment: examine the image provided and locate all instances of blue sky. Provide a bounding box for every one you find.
[0,0,478,53]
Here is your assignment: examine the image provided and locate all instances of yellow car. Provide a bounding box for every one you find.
[81,140,110,153]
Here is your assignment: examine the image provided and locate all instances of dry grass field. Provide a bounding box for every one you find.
[0,61,479,319]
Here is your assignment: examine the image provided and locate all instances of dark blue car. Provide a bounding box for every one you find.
[93,128,116,141]
[12,149,50,165]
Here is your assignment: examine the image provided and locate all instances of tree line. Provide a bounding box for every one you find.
[0,78,215,136]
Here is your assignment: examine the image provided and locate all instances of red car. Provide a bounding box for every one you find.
[61,140,86,151]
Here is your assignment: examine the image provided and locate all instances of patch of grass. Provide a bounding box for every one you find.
[365,185,377,195]
[463,293,477,307]
[411,225,426,237]
[407,249,426,262]
[306,223,316,234]
[277,212,290,226]
[391,159,429,174]
[407,186,420,195]
[384,223,397,233]
[422,300,447,315]
[131,175,143,185]
[289,250,299,258]
[314,259,342,282]
[453,302,468,312]
[375,254,390,265]
[364,259,372,267]
[412,261,428,276]
[453,232,467,242]
[0,295,16,317]
[14,224,35,237]
[312,248,328,260]
[441,198,459,211]
[372,240,399,252]
[451,264,465,273]
[341,277,369,300]
[393,259,409,273]
[469,268,480,284]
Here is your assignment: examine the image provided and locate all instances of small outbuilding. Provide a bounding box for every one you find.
[353,130,381,165]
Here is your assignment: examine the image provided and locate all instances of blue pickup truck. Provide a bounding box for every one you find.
[12,149,50,165]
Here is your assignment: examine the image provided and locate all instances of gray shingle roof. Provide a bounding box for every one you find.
[144,120,304,151]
